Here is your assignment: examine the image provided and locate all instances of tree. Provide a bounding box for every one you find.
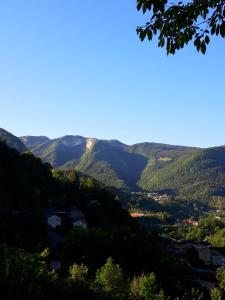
[136,0,225,54]
[68,263,88,283]
[216,267,225,290]
[210,288,223,300]
[181,288,204,300]
[207,228,225,247]
[80,177,95,189]
[130,272,168,300]
[95,257,124,296]
[0,245,57,299]
[68,170,80,188]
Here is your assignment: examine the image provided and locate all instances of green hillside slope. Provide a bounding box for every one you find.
[0,140,53,248]
[21,133,197,191]
[138,145,197,188]
[142,147,225,207]
[18,130,225,207]
[76,140,148,189]
[128,142,195,158]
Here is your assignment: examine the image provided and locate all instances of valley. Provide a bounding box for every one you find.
[9,128,225,209]
[1,127,225,298]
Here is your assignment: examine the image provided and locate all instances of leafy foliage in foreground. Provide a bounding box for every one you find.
[0,141,219,300]
[137,0,225,54]
[0,245,208,300]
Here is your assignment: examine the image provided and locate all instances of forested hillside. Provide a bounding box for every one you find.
[0,140,204,300]
[143,147,225,207]
[21,133,195,191]
[76,140,149,189]
[0,140,52,248]
[0,139,133,250]
[2,129,225,207]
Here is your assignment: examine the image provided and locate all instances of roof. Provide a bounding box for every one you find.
[70,207,85,221]
[130,213,145,218]
[48,214,61,221]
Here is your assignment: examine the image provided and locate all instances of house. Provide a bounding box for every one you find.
[47,207,87,230]
[47,211,69,229]
[48,215,62,229]
[70,207,85,220]
[73,220,88,229]
[186,218,199,226]
[70,207,88,229]
[193,221,199,226]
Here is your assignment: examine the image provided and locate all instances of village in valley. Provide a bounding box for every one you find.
[127,190,225,290]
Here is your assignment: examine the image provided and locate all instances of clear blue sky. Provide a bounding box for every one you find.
[0,0,224,147]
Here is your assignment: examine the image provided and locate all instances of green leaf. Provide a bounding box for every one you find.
[143,3,147,13]
[216,25,220,36]
[200,41,206,54]
[140,30,147,42]
[220,23,225,38]
[147,29,153,40]
[194,37,201,52]
[137,1,143,11]
[205,35,210,45]
[211,24,216,35]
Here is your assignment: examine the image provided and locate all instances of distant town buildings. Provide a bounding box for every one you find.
[186,218,199,226]
[147,192,170,203]
[131,191,171,204]
[130,212,145,218]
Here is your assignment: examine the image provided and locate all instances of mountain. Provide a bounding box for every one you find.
[76,140,149,189]
[136,143,197,189]
[21,133,195,190]
[0,128,219,207]
[0,139,133,251]
[0,128,26,153]
[20,135,89,168]
[0,140,195,300]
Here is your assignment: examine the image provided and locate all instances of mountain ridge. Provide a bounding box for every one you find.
[19,133,197,191]
[2,128,225,207]
[0,128,26,153]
